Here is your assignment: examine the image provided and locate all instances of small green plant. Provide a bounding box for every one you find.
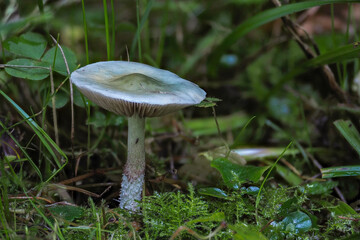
[142,184,215,239]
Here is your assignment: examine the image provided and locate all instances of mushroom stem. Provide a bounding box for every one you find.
[119,114,145,211]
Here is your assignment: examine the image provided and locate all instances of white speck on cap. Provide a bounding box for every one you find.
[71,61,206,117]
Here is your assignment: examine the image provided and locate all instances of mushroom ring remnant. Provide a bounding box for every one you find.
[71,61,206,211]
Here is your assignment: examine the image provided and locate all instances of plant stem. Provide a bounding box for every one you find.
[136,0,142,62]
[103,0,111,60]
[120,114,145,211]
[81,0,89,64]
[110,0,115,60]
[81,0,91,165]
[37,0,44,13]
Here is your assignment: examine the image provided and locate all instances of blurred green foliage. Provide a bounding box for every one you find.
[1,0,360,239]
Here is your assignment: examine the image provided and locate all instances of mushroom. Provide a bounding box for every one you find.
[71,61,206,211]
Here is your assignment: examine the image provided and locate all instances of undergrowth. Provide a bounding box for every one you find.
[1,164,360,239]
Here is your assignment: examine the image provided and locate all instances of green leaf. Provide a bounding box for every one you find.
[5,58,49,80]
[229,223,267,240]
[211,158,269,189]
[195,102,216,108]
[205,97,222,102]
[0,13,52,37]
[240,186,259,195]
[334,120,360,157]
[87,112,125,128]
[332,201,358,216]
[198,187,229,199]
[187,212,225,224]
[275,164,303,186]
[48,205,84,222]
[3,155,17,162]
[42,46,77,76]
[185,112,248,136]
[321,165,360,178]
[3,32,47,59]
[47,90,69,109]
[305,181,338,195]
[208,0,360,75]
[273,211,312,234]
[4,44,77,81]
[195,97,222,108]
[73,87,90,108]
[87,112,106,128]
[106,115,125,127]
[277,197,299,219]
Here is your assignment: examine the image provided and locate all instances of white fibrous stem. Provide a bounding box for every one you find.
[119,114,145,211]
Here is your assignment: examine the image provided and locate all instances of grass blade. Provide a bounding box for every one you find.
[156,0,169,66]
[81,0,90,64]
[0,89,68,183]
[305,44,360,67]
[81,0,91,166]
[1,121,43,181]
[321,165,360,178]
[334,119,360,156]
[102,0,111,60]
[231,116,256,149]
[110,0,115,60]
[37,0,44,13]
[266,43,360,101]
[131,0,154,61]
[255,141,293,211]
[0,187,10,239]
[208,0,360,75]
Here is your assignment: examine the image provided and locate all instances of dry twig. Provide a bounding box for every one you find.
[49,66,59,146]
[49,34,75,157]
[271,0,350,103]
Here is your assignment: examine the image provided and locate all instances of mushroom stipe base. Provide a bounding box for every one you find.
[120,174,144,211]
